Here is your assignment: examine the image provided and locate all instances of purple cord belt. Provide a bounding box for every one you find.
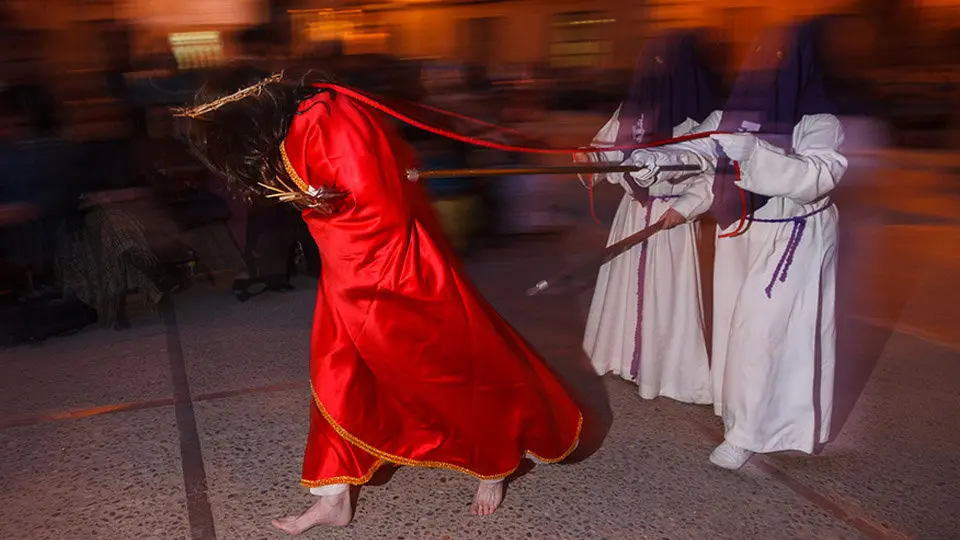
[630,194,681,379]
[748,203,834,298]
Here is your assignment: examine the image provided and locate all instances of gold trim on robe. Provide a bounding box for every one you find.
[304,384,584,485]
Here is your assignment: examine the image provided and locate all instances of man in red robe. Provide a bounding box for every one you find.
[179,68,582,535]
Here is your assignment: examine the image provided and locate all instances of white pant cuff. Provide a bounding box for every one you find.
[310,483,349,497]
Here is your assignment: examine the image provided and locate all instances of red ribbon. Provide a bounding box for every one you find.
[314,83,722,155]
[313,83,745,231]
[717,161,748,239]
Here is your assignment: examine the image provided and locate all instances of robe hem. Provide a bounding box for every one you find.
[309,383,583,483]
[594,371,712,405]
[723,429,815,455]
[638,391,712,406]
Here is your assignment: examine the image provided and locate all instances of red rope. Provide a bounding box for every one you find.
[412,100,535,141]
[313,83,749,231]
[717,161,748,239]
[571,152,602,224]
[588,183,600,224]
[314,83,721,155]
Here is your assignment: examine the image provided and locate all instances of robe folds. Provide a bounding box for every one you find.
[708,113,847,454]
[583,107,716,405]
[281,90,582,488]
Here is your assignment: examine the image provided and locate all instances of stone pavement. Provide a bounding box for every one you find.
[3,117,960,539]
[3,178,960,540]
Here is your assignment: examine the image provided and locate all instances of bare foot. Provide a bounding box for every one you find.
[271,489,352,535]
[470,481,503,517]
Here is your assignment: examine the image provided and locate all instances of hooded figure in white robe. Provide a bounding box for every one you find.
[703,21,849,469]
[581,32,721,404]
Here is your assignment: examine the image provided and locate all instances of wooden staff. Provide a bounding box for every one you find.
[406,164,701,181]
[527,220,666,296]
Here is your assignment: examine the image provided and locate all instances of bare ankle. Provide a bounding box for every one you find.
[471,480,505,516]
[271,490,354,535]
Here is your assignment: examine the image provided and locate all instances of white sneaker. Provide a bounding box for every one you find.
[709,441,754,470]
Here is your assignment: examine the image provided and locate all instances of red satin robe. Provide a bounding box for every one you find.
[282,91,582,488]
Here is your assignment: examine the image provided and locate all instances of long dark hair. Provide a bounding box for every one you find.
[181,66,329,202]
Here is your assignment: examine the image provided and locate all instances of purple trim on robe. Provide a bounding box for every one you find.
[630,194,681,380]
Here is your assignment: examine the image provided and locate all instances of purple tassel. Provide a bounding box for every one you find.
[762,211,816,298]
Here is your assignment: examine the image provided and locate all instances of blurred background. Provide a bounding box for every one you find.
[0,0,955,343]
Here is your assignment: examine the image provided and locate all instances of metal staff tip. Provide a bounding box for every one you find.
[526,280,549,296]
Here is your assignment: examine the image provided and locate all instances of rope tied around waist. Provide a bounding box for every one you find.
[749,203,833,298]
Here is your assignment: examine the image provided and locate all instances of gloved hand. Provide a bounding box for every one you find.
[710,133,758,163]
[622,149,660,186]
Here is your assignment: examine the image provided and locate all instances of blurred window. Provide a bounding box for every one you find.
[290,8,391,56]
[550,11,614,69]
[169,32,225,70]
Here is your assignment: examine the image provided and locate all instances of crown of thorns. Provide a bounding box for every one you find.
[172,71,348,213]
[173,72,284,119]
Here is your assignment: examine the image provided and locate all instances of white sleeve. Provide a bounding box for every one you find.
[737,114,848,204]
[672,117,699,137]
[590,104,625,160]
[665,111,722,219]
[669,167,714,220]
[625,110,720,186]
[578,104,626,187]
